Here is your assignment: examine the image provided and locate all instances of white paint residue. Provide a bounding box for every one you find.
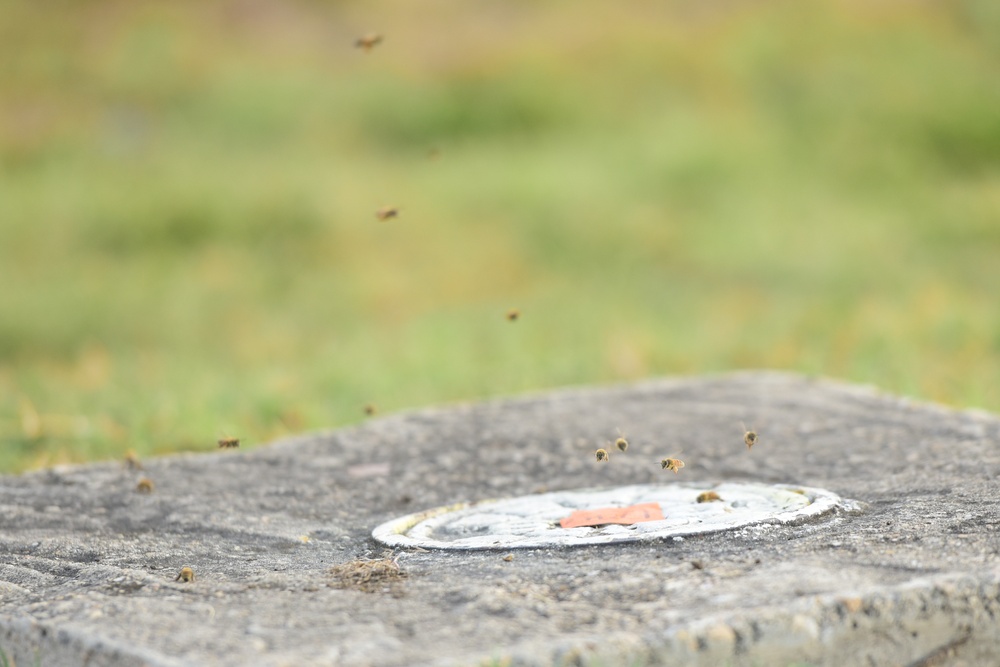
[372,482,846,550]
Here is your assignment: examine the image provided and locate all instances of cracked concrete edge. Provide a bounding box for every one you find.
[0,615,188,667]
[483,571,1000,667]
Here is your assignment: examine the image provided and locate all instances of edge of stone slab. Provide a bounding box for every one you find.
[260,370,1000,453]
[15,371,995,478]
[479,570,1000,667]
[0,615,190,667]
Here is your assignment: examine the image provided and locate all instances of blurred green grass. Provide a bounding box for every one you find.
[2,0,999,472]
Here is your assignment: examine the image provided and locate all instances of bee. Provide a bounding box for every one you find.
[363,404,377,416]
[175,567,195,583]
[696,491,722,503]
[595,448,610,462]
[427,147,441,160]
[218,437,240,449]
[123,450,143,471]
[660,457,685,473]
[375,206,398,221]
[136,477,154,493]
[614,429,628,453]
[354,33,383,52]
[838,597,863,614]
[506,308,520,321]
[741,422,758,450]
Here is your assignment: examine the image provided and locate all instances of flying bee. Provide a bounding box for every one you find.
[741,422,758,450]
[506,308,520,322]
[218,437,240,449]
[696,491,722,503]
[614,429,628,453]
[660,457,685,473]
[363,404,377,416]
[595,448,610,463]
[354,33,383,52]
[175,567,195,583]
[375,206,398,221]
[136,477,154,493]
[123,450,143,471]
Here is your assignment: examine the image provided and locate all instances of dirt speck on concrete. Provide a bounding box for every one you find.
[328,556,407,594]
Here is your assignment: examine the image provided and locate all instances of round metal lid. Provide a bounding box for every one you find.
[372,482,847,550]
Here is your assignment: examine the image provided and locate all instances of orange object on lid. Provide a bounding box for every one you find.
[559,502,665,529]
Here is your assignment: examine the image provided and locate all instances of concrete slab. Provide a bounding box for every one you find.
[1,372,999,666]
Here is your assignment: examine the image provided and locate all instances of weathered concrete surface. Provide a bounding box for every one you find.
[2,372,1000,666]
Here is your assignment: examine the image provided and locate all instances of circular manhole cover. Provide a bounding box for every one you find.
[372,482,847,550]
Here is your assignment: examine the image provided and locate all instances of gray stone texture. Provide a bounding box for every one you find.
[1,372,999,666]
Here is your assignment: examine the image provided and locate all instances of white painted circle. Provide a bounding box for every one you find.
[372,482,845,550]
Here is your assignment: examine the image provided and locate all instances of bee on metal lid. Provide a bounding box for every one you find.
[742,422,758,450]
[506,308,520,321]
[218,437,240,449]
[364,404,377,416]
[175,567,195,583]
[136,477,154,493]
[354,33,383,52]
[375,206,398,221]
[595,448,610,463]
[614,429,628,453]
[660,457,684,473]
[696,491,722,503]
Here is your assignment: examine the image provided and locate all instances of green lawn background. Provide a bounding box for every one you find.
[2,0,999,472]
